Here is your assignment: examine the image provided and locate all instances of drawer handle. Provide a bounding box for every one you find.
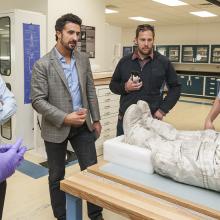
[104,106,110,109]
[104,135,110,139]
[104,122,110,126]
[104,98,111,102]
[210,83,215,85]
[103,112,111,116]
[210,87,215,90]
[210,92,214,94]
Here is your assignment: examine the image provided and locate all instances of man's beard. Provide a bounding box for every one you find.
[61,38,76,51]
[138,47,152,56]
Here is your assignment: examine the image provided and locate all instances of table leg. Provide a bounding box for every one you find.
[66,193,82,220]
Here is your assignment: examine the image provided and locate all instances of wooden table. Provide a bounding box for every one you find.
[60,161,220,220]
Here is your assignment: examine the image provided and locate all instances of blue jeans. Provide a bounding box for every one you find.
[45,124,103,220]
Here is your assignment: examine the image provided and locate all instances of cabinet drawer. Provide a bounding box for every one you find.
[101,116,118,126]
[102,125,116,134]
[100,107,118,117]
[205,91,216,96]
[99,100,119,111]
[205,88,217,96]
[96,87,113,97]
[102,131,116,140]
[98,94,119,103]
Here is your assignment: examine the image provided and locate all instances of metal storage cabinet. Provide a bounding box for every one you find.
[181,45,209,63]
[205,76,220,97]
[190,75,204,95]
[178,74,204,96]
[177,74,189,94]
[95,85,119,155]
[168,45,180,62]
[211,45,220,63]
[156,45,180,62]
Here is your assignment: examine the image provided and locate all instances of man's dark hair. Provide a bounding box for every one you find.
[55,13,82,41]
[135,24,155,38]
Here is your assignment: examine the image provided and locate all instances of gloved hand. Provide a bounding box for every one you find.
[0,139,27,182]
[0,144,11,153]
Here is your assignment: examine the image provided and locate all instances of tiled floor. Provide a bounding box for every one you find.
[3,97,220,220]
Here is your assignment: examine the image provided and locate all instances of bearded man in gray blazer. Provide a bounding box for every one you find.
[31,13,103,220]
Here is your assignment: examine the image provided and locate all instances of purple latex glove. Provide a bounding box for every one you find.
[0,144,12,153]
[0,139,27,182]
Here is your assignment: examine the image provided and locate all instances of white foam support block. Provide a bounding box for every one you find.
[103,135,154,174]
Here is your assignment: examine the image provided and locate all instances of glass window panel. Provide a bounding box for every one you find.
[0,17,11,76]
[1,82,12,140]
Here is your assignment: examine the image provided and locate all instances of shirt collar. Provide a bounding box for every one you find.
[54,47,75,61]
[132,49,154,61]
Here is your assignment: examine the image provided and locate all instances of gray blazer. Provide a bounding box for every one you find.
[31,47,100,143]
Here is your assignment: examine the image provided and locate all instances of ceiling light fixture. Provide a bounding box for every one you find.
[190,11,217,17]
[152,0,188,6]
[105,8,118,14]
[129,16,156,22]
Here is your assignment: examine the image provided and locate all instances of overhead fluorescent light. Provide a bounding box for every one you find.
[129,16,156,22]
[105,8,118,14]
[190,11,217,17]
[152,0,188,6]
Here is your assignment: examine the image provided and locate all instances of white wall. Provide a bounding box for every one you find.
[0,0,47,14]
[122,22,220,72]
[104,23,122,71]
[0,0,121,71]
[122,22,220,46]
[47,0,108,71]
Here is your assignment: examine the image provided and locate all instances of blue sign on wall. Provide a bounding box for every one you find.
[23,23,40,104]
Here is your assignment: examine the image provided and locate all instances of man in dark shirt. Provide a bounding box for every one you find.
[109,24,181,136]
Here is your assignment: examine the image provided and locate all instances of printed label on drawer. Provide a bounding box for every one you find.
[99,100,119,110]
[100,111,112,117]
[98,95,120,103]
[100,108,118,116]
[101,117,118,125]
[97,88,113,97]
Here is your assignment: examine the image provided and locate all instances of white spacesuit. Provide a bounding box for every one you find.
[123,100,220,192]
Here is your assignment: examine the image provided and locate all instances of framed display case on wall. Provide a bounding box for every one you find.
[122,46,132,56]
[181,45,209,63]
[156,45,180,62]
[211,45,220,63]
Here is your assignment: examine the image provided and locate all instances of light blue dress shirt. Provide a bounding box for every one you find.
[0,76,17,125]
[55,48,82,111]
